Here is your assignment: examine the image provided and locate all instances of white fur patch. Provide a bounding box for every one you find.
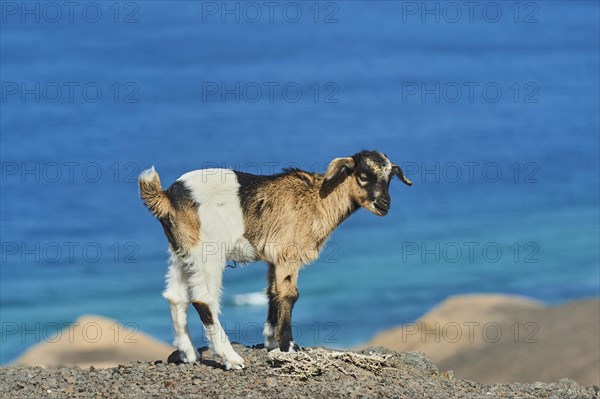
[163,252,197,362]
[367,154,393,178]
[288,341,298,352]
[381,155,392,173]
[138,165,157,182]
[263,322,274,337]
[171,169,250,369]
[178,169,255,263]
[263,322,279,350]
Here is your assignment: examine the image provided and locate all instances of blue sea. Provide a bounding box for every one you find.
[1,1,598,364]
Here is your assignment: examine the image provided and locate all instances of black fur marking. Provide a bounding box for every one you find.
[160,218,179,251]
[352,150,397,202]
[267,263,279,332]
[233,171,277,216]
[193,302,214,325]
[279,338,292,352]
[320,165,353,198]
[352,151,388,176]
[254,199,265,218]
[353,150,389,169]
[164,180,194,211]
[267,292,278,330]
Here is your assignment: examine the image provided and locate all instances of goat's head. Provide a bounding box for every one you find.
[320,150,412,216]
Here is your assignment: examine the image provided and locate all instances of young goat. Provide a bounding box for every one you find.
[139,150,412,370]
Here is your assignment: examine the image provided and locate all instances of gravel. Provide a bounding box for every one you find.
[1,345,598,398]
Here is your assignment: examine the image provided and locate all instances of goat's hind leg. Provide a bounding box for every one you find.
[188,255,245,370]
[163,256,199,363]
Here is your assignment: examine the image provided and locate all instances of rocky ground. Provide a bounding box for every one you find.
[1,345,598,399]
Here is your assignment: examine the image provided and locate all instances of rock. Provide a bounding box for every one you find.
[443,370,454,381]
[365,296,600,386]
[163,380,176,389]
[265,377,278,387]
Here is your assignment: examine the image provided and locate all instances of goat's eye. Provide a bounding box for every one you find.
[358,174,368,183]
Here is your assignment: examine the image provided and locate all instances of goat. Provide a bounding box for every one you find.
[138,150,412,370]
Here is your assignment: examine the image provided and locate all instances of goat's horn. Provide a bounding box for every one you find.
[394,165,413,186]
[401,175,413,186]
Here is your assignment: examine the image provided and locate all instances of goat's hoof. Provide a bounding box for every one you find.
[168,349,199,364]
[289,341,300,352]
[285,341,300,352]
[276,341,300,352]
[168,350,196,364]
[224,352,245,370]
[264,338,278,351]
[183,349,200,363]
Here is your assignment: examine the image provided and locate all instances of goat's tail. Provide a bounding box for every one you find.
[138,166,171,219]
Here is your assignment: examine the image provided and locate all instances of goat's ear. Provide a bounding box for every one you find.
[320,157,355,198]
[392,164,413,186]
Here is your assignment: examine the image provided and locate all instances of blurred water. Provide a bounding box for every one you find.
[1,1,599,363]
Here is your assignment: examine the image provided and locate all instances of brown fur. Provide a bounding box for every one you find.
[244,163,376,351]
[242,171,369,267]
[139,173,171,219]
[166,205,201,255]
[139,174,201,255]
[272,267,299,350]
[247,154,407,350]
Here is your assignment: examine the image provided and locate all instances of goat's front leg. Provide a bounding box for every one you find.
[263,263,279,350]
[273,265,300,352]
